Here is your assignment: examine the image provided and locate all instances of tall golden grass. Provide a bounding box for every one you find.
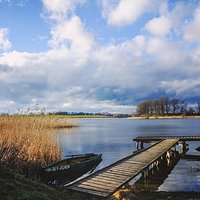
[0,116,78,174]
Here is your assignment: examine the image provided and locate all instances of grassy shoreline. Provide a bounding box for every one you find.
[129,115,200,119]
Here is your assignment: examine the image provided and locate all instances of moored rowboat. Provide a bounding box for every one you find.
[42,153,102,182]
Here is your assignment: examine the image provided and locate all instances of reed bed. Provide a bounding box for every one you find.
[0,116,78,175]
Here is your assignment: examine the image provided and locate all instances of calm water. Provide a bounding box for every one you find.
[56,118,200,191]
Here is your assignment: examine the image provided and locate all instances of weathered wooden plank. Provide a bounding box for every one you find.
[104,170,134,176]
[79,181,116,191]
[101,171,130,177]
[107,169,136,175]
[111,166,139,172]
[78,181,114,188]
[69,186,110,197]
[124,160,146,165]
[85,177,120,184]
[77,183,113,193]
[95,174,126,181]
[99,172,128,179]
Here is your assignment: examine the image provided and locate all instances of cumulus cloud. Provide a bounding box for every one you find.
[144,1,195,37]
[42,0,94,66]
[49,16,94,63]
[100,0,161,27]
[184,7,200,42]
[146,37,185,67]
[160,79,200,98]
[1,32,200,113]
[0,28,11,51]
[42,0,85,21]
[145,16,171,37]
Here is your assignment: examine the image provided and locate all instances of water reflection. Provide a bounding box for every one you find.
[127,149,200,192]
[131,154,180,191]
[159,159,200,191]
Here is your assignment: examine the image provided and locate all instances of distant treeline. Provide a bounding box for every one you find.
[49,112,131,118]
[135,96,200,117]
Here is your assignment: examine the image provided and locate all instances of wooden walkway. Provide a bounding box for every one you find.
[133,135,200,142]
[67,139,179,197]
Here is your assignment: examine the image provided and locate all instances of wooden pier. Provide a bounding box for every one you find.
[67,139,179,197]
[133,135,200,142]
[133,135,200,151]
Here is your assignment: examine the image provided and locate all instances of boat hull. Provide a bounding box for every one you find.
[42,153,102,183]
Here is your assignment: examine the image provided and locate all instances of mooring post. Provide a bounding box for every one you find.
[179,141,187,154]
[140,141,144,149]
[143,166,149,179]
[166,150,171,159]
[136,141,139,150]
[156,160,160,171]
[166,150,172,166]
[174,145,176,151]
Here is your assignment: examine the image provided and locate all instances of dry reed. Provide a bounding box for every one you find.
[0,116,78,174]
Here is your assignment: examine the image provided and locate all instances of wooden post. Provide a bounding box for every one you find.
[166,150,171,159]
[136,141,139,150]
[179,141,187,154]
[166,150,171,166]
[140,141,144,149]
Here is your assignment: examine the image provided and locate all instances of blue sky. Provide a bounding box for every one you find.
[0,0,200,114]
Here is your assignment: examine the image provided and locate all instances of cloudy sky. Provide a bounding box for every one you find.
[0,0,200,114]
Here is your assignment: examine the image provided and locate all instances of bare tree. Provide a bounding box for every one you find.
[170,98,180,115]
[159,96,170,116]
[196,102,200,115]
[135,96,198,117]
[187,107,194,115]
[152,99,160,116]
[137,100,151,117]
[180,100,187,115]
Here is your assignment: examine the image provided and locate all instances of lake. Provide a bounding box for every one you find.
[56,118,200,192]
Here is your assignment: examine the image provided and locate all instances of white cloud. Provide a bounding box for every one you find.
[62,98,136,114]
[160,79,200,98]
[146,37,187,69]
[41,0,93,66]
[0,31,200,113]
[184,7,200,42]
[100,0,161,27]
[49,16,94,61]
[42,0,85,21]
[0,28,11,51]
[144,1,195,37]
[145,15,171,37]
[0,51,41,68]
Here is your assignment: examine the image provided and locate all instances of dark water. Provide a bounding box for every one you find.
[56,118,200,191]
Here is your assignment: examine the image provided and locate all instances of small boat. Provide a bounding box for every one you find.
[42,153,102,183]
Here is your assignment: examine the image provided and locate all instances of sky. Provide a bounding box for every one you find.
[0,0,200,114]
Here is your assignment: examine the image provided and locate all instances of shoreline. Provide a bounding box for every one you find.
[128,115,200,119]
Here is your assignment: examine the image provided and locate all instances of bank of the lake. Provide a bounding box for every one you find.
[0,165,89,200]
[129,115,200,119]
